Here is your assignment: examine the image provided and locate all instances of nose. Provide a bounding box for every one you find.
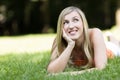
[69,22,74,29]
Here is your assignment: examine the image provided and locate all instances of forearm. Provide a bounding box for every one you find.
[50,68,97,76]
[69,68,97,75]
[47,44,74,73]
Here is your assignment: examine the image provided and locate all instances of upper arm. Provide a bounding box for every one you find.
[91,28,107,69]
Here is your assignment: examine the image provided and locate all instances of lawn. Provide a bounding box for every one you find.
[0,34,120,80]
[0,34,55,55]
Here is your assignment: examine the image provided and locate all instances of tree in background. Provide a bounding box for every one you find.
[0,0,119,35]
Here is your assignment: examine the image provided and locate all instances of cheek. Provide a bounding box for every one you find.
[78,23,84,31]
[63,27,69,35]
[77,22,83,27]
[63,26,68,32]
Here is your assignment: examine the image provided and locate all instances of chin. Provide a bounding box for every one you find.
[71,39,77,41]
[70,36,79,41]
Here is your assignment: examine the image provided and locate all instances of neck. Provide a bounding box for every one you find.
[75,34,84,49]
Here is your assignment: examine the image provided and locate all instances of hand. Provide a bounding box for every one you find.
[62,29,75,46]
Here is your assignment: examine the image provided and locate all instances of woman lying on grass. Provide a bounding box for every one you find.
[47,6,107,74]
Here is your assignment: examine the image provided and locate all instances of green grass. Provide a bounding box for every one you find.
[46,57,120,80]
[0,51,50,80]
[0,34,120,80]
[0,52,120,80]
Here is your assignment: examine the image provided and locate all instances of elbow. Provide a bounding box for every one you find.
[95,54,108,70]
[96,61,107,70]
[96,65,106,70]
[47,65,55,73]
[47,65,62,74]
[47,68,54,74]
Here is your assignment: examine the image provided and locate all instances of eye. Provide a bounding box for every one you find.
[63,20,69,25]
[73,18,79,22]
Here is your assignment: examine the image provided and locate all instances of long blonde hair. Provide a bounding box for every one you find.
[56,6,93,68]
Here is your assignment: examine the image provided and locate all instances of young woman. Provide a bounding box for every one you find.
[47,6,107,74]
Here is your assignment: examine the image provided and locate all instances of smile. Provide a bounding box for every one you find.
[69,30,78,35]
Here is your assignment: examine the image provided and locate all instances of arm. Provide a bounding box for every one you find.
[47,30,75,73]
[50,68,97,76]
[91,28,107,69]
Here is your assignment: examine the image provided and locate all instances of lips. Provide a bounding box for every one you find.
[69,30,78,35]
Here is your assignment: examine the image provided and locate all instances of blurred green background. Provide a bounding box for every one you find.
[0,0,120,36]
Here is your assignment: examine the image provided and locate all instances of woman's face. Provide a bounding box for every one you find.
[63,11,83,40]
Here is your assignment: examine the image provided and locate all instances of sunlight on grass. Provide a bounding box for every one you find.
[0,34,56,55]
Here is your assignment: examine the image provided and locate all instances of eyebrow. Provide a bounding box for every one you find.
[73,16,80,18]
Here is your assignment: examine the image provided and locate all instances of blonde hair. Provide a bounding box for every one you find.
[56,6,93,68]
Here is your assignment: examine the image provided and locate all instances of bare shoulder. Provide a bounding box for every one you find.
[89,28,103,38]
[89,28,104,44]
[89,28,102,35]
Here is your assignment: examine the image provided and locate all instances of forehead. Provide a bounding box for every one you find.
[64,11,80,19]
